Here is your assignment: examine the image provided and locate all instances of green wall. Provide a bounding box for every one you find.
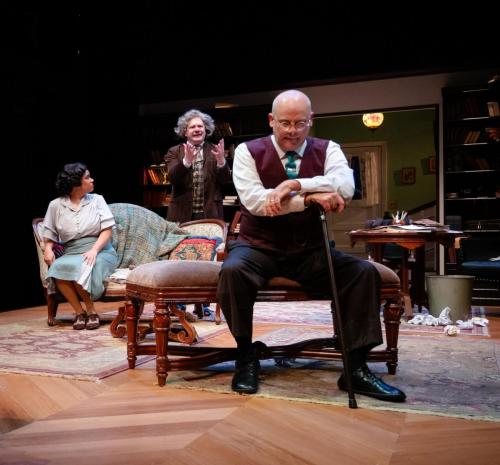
[311,108,437,212]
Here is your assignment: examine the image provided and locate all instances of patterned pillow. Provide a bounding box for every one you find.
[169,236,221,261]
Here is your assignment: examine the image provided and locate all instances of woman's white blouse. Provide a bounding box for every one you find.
[43,194,115,244]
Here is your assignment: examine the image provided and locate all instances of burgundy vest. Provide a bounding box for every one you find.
[238,136,329,252]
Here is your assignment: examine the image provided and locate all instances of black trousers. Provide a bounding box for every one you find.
[217,241,383,353]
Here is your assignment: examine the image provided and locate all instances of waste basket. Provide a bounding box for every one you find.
[425,275,474,322]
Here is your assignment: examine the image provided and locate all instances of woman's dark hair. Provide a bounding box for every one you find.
[55,162,88,196]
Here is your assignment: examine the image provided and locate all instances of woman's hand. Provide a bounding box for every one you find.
[43,247,56,266]
[82,249,98,266]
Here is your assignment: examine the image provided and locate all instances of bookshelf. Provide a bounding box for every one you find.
[141,104,270,220]
[442,79,500,304]
[143,164,171,211]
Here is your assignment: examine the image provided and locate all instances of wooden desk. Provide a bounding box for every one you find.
[347,227,463,316]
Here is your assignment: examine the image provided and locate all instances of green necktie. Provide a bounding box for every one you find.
[285,151,298,179]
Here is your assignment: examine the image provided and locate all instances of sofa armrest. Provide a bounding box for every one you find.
[33,219,49,288]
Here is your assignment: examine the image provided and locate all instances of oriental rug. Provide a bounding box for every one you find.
[0,318,227,381]
[165,329,500,422]
[103,301,489,336]
[251,301,490,336]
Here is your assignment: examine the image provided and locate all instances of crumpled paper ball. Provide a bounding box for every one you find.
[443,325,460,336]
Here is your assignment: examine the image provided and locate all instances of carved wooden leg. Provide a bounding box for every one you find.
[46,293,58,326]
[154,300,171,386]
[215,303,222,325]
[126,299,141,369]
[382,293,403,375]
[109,305,126,338]
[402,293,413,318]
[169,304,198,344]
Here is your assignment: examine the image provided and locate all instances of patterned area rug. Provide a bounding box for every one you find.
[252,301,490,336]
[166,329,500,422]
[111,301,490,336]
[0,318,228,381]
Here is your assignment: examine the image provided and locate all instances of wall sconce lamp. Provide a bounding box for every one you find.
[362,113,384,132]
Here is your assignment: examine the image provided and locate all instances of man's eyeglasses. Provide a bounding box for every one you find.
[275,119,311,131]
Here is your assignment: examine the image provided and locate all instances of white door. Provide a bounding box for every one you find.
[328,142,387,258]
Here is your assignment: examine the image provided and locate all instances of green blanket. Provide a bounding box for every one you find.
[109,203,189,268]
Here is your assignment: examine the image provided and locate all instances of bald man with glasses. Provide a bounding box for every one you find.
[217,89,406,403]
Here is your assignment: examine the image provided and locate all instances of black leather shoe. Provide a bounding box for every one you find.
[231,359,260,394]
[332,334,342,350]
[338,364,406,402]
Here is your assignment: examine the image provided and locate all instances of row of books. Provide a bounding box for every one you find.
[444,98,499,121]
[487,101,500,117]
[446,154,493,171]
[444,95,485,120]
[143,191,239,209]
[143,190,171,207]
[446,128,488,145]
[144,165,169,185]
[472,157,492,170]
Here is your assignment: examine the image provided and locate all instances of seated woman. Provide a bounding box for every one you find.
[42,162,118,330]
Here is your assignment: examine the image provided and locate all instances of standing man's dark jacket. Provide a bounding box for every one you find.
[165,143,232,223]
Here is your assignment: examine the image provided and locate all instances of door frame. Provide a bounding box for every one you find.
[341,141,388,217]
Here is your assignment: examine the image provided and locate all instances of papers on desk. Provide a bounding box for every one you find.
[351,225,462,234]
[389,224,433,230]
[388,224,464,233]
[412,219,444,227]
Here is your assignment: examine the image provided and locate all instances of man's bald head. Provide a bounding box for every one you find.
[272,90,312,115]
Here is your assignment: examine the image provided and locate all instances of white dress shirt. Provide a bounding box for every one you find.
[233,135,354,216]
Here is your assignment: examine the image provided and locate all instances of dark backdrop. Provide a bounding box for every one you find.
[4,3,499,311]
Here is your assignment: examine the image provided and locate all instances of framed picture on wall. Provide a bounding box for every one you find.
[401,167,416,185]
[428,156,436,174]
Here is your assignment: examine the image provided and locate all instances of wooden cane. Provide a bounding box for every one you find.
[317,205,357,409]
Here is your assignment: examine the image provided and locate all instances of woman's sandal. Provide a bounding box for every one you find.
[73,313,87,330]
[86,313,100,330]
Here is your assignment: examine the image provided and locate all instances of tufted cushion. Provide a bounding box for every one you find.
[266,261,399,288]
[126,259,399,291]
[127,260,222,289]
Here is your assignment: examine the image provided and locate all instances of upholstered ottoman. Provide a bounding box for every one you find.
[125,259,403,387]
